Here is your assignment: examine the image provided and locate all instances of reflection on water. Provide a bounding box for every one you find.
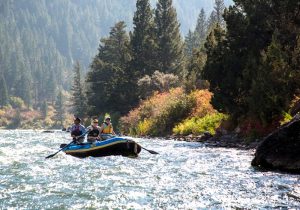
[0,130,299,209]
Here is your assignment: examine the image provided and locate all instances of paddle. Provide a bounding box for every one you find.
[101,133,159,155]
[140,146,159,155]
[45,130,89,159]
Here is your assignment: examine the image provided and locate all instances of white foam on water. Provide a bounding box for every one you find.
[0,131,299,209]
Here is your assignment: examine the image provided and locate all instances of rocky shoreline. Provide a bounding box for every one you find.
[251,114,300,174]
[167,115,300,174]
[167,133,260,150]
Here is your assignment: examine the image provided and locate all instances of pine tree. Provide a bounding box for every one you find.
[194,8,207,48]
[0,74,9,107]
[248,31,299,122]
[214,0,225,27]
[196,0,300,127]
[130,0,157,77]
[71,61,86,118]
[184,30,195,58]
[41,100,48,119]
[207,11,217,31]
[86,22,135,116]
[54,90,65,127]
[86,60,112,116]
[15,69,32,108]
[185,50,207,92]
[155,0,184,74]
[202,25,230,113]
[96,22,131,69]
[46,71,57,104]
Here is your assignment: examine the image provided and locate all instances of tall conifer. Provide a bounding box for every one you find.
[214,0,225,27]
[184,30,195,58]
[155,0,184,74]
[41,100,48,119]
[207,11,217,31]
[0,74,9,107]
[194,8,207,48]
[46,71,57,104]
[130,0,157,77]
[71,61,86,118]
[54,90,65,127]
[15,69,32,108]
[86,22,134,116]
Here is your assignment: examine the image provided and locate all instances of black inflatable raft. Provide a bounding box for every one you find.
[60,137,141,158]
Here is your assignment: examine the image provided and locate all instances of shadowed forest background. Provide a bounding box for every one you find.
[0,0,299,140]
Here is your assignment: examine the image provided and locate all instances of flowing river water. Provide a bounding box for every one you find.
[0,130,299,209]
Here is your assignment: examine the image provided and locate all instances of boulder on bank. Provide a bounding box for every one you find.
[251,114,300,173]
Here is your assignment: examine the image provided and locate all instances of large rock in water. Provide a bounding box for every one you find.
[251,114,300,173]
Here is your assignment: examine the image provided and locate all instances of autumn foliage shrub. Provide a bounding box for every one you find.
[190,90,216,117]
[0,103,73,129]
[120,88,222,136]
[120,88,195,136]
[171,89,224,136]
[173,113,228,135]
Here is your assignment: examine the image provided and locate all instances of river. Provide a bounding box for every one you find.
[0,130,299,209]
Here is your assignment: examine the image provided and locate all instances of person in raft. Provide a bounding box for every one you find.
[99,116,116,140]
[86,117,101,144]
[70,117,86,144]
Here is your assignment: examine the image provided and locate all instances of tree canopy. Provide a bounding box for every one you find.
[203,0,300,124]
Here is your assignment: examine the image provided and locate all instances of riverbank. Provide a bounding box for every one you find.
[251,115,300,174]
[157,133,261,150]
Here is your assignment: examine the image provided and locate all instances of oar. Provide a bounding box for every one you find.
[45,130,88,159]
[141,146,159,155]
[45,140,75,159]
[117,135,159,155]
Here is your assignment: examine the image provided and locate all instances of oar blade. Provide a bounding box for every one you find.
[141,146,159,155]
[148,150,159,155]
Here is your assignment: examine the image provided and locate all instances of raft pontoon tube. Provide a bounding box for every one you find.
[60,137,141,158]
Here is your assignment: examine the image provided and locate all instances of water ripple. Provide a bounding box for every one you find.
[0,130,299,209]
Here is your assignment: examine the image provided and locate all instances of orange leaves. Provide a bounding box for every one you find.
[120,88,219,136]
[190,89,215,117]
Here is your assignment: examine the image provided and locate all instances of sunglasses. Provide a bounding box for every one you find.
[93,121,98,123]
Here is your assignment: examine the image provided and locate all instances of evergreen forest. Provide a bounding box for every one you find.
[0,0,299,140]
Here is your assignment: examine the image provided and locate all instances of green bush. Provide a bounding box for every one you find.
[173,113,229,135]
[280,111,293,125]
[10,97,25,109]
[152,96,195,135]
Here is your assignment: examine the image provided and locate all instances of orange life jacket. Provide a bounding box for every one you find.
[101,122,113,134]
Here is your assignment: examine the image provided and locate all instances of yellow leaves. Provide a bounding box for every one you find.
[137,119,155,136]
[120,87,221,136]
[173,113,228,136]
[0,109,6,117]
[279,112,292,125]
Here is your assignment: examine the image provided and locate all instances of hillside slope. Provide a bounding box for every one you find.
[0,0,233,106]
